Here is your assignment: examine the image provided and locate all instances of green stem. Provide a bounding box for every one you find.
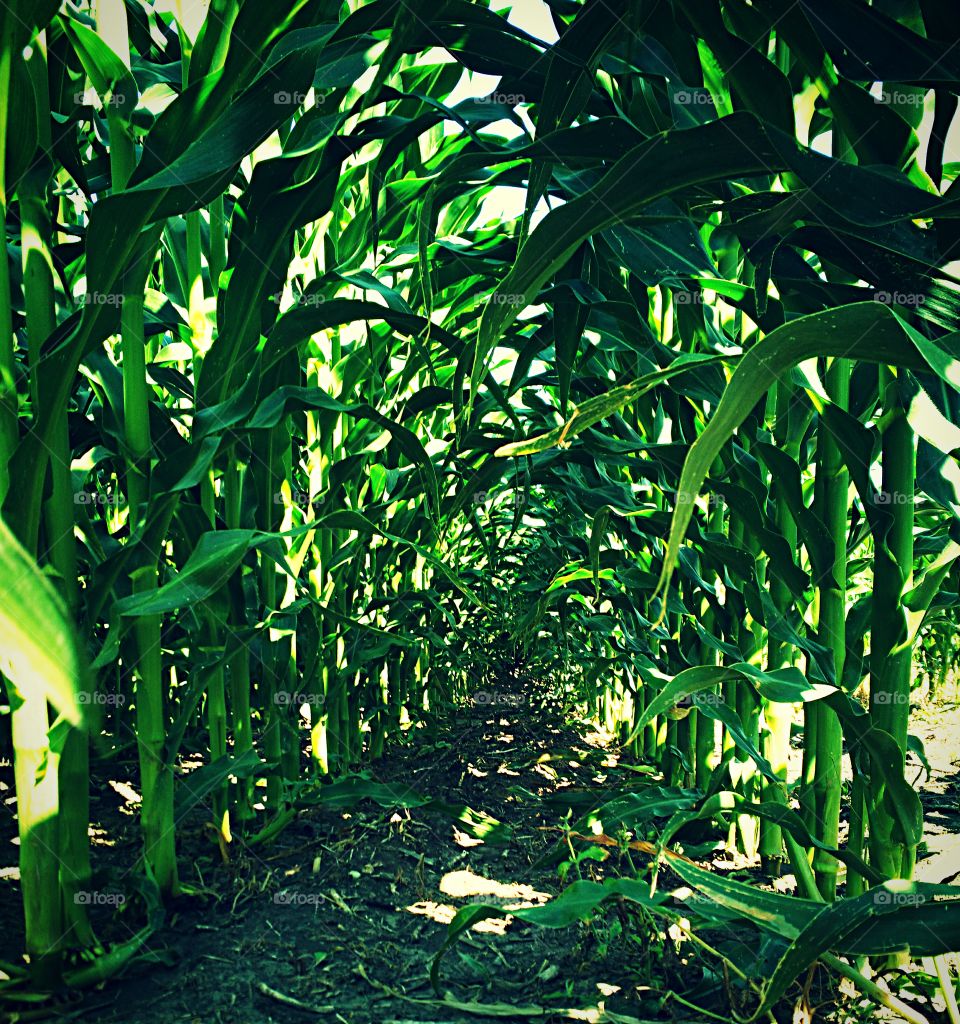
[20,37,92,947]
[0,10,17,500]
[223,455,254,820]
[846,771,868,898]
[812,357,850,900]
[760,382,799,873]
[8,684,62,987]
[123,260,178,896]
[209,195,226,292]
[869,368,917,881]
[821,953,930,1024]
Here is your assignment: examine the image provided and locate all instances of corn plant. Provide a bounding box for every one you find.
[0,1,959,1018]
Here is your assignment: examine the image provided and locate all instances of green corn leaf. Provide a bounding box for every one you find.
[115,530,254,617]
[659,792,884,887]
[653,304,955,611]
[0,517,83,726]
[431,876,670,991]
[495,355,724,457]
[625,663,834,746]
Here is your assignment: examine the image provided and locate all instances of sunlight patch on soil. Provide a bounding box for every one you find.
[438,868,549,903]
[404,869,552,935]
[404,900,509,933]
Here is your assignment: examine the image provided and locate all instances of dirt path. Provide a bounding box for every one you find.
[909,698,960,884]
[3,692,959,1023]
[50,689,681,1024]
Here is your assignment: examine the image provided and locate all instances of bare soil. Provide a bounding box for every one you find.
[0,690,958,1024]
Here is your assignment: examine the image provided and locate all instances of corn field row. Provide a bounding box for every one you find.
[2,0,960,1019]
